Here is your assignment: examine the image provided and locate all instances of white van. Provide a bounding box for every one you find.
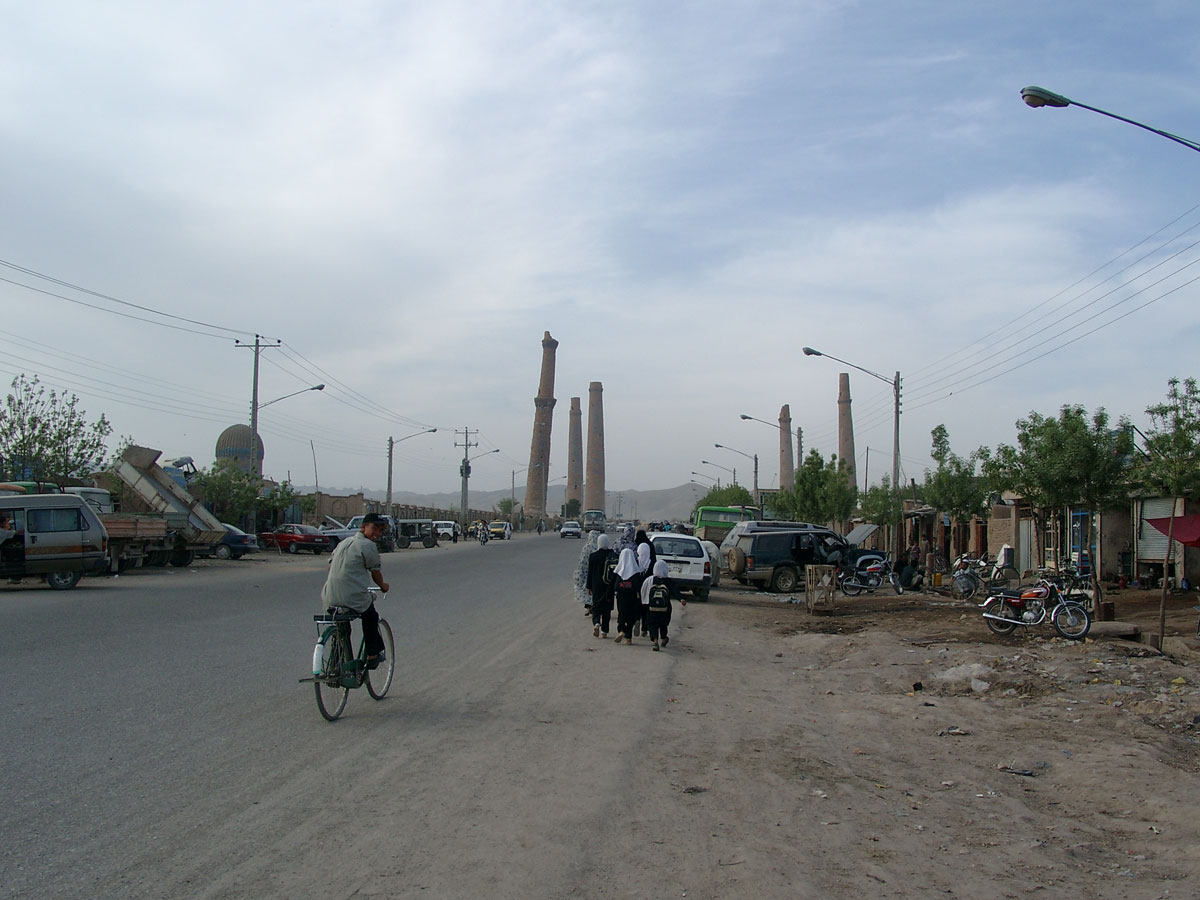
[0,494,110,589]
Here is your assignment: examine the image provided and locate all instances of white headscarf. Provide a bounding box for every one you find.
[615,547,639,580]
[652,559,668,578]
[597,533,611,550]
[641,559,671,605]
[636,543,651,573]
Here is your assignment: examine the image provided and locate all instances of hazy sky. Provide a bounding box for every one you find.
[4,1,1200,498]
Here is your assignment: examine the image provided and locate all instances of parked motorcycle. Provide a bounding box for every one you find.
[839,558,901,596]
[980,581,1091,640]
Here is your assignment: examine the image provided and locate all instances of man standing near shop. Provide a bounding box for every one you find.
[320,512,391,668]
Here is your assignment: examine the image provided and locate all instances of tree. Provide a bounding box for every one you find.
[922,425,989,559]
[496,497,516,517]
[982,405,1133,575]
[774,451,857,529]
[692,484,754,516]
[194,461,261,523]
[857,476,903,533]
[1139,378,1200,649]
[564,497,581,518]
[0,374,112,482]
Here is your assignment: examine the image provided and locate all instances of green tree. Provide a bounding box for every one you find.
[857,476,903,533]
[0,374,112,482]
[692,484,755,516]
[775,451,857,529]
[564,497,581,518]
[1139,378,1200,648]
[194,461,261,523]
[496,497,516,517]
[922,425,989,560]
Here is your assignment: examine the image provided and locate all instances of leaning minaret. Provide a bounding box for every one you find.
[566,397,583,514]
[837,373,856,489]
[778,403,795,490]
[583,382,605,513]
[524,331,558,517]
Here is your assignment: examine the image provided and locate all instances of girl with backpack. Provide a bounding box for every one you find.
[612,547,642,644]
[586,533,617,638]
[641,559,684,650]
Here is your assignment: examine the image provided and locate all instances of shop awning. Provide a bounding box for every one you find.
[1147,515,1200,548]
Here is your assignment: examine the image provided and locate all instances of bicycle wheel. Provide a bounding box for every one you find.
[315,628,350,721]
[1052,603,1091,640]
[951,574,977,601]
[989,567,1020,591]
[366,619,395,700]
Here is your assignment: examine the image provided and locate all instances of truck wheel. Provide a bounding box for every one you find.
[170,550,195,567]
[45,570,82,590]
[770,567,799,593]
[422,534,437,549]
[215,544,232,560]
[396,535,411,549]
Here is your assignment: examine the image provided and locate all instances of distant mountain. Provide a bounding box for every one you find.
[289,483,703,523]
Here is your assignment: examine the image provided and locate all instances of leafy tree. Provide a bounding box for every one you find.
[1139,378,1200,648]
[496,497,516,517]
[857,475,903,533]
[982,405,1133,574]
[691,484,755,516]
[194,461,261,523]
[0,374,112,482]
[564,497,581,518]
[922,425,989,559]
[774,451,857,529]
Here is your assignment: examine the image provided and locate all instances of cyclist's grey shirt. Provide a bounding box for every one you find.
[320,532,381,612]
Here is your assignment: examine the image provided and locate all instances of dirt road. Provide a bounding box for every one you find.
[578,586,1200,899]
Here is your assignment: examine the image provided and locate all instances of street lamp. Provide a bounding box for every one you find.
[740,412,801,487]
[700,459,735,486]
[690,471,716,486]
[714,443,758,506]
[386,427,438,511]
[253,384,325,475]
[1021,86,1200,154]
[803,346,902,556]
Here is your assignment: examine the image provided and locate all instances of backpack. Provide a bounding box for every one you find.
[647,581,671,613]
[602,555,617,585]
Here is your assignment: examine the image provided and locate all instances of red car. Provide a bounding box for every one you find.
[260,524,333,554]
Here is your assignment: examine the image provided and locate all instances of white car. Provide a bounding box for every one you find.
[650,532,715,601]
[434,520,461,541]
[560,520,582,538]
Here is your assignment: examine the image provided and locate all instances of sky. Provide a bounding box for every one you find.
[4,1,1200,500]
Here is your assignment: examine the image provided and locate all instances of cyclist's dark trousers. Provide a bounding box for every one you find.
[361,602,384,657]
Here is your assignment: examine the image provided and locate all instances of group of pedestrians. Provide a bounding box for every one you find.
[575,525,684,651]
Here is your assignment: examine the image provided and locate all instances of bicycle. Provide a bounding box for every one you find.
[301,599,396,721]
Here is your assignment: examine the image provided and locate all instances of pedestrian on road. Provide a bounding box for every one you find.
[633,540,653,637]
[575,530,600,614]
[641,559,684,650]
[320,512,390,669]
[586,533,617,638]
[613,524,636,557]
[612,547,642,644]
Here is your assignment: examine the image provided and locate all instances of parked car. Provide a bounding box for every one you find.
[434,520,462,542]
[200,523,260,560]
[489,520,512,540]
[726,526,884,593]
[560,520,582,538]
[319,516,357,546]
[394,518,437,549]
[260,523,333,554]
[0,493,110,589]
[649,532,714,601]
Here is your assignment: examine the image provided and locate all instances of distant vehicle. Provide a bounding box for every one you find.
[488,520,512,540]
[199,523,260,560]
[691,506,761,543]
[345,515,396,552]
[434,520,461,542]
[260,524,333,554]
[394,518,436,549]
[319,516,357,546]
[649,532,715,601]
[560,520,582,538]
[581,509,606,532]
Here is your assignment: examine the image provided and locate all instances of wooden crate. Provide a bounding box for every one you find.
[805,565,838,613]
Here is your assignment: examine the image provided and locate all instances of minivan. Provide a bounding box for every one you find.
[0,494,110,589]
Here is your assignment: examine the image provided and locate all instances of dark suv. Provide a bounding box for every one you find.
[727,527,880,593]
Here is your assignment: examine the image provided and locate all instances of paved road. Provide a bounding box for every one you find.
[0,533,680,899]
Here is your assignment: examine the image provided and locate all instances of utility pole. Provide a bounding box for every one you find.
[386,436,394,515]
[456,428,478,526]
[797,427,803,462]
[235,334,282,478]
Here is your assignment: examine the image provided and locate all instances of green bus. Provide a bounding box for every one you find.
[692,505,760,542]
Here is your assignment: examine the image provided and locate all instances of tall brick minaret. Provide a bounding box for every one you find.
[566,397,583,515]
[583,382,605,514]
[524,332,557,517]
[837,373,856,489]
[778,403,795,490]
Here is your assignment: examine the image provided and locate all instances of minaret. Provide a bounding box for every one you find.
[583,382,605,513]
[837,373,856,489]
[524,332,558,517]
[778,404,795,490]
[567,397,583,514]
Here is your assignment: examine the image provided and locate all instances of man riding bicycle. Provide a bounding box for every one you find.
[321,512,391,669]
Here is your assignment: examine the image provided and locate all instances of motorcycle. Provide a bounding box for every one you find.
[838,557,901,596]
[980,581,1091,640]
[478,527,489,546]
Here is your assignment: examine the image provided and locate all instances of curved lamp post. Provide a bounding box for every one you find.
[690,470,717,487]
[1021,86,1200,154]
[460,447,499,525]
[714,442,758,506]
[700,459,735,486]
[386,427,438,511]
[803,346,901,556]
